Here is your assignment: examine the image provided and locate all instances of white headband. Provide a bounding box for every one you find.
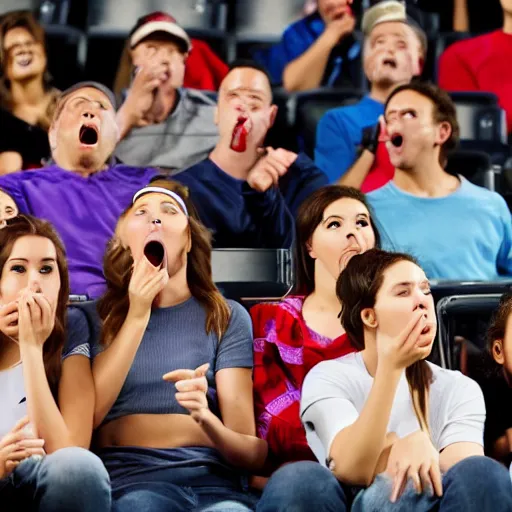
[132,187,189,217]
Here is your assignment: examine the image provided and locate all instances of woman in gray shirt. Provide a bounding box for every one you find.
[90,179,265,511]
[301,249,512,511]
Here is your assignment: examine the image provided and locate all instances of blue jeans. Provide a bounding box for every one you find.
[256,461,349,511]
[0,447,111,511]
[352,456,512,512]
[102,446,259,512]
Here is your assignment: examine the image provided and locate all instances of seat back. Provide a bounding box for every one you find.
[294,88,363,158]
[86,0,226,31]
[436,293,503,370]
[212,249,293,302]
[234,0,305,36]
[44,24,86,89]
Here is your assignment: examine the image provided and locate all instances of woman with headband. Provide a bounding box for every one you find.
[90,180,264,511]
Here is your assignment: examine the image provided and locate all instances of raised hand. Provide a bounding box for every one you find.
[0,417,45,479]
[323,11,356,48]
[386,430,443,502]
[247,148,298,192]
[376,310,434,372]
[163,363,210,423]
[17,292,55,348]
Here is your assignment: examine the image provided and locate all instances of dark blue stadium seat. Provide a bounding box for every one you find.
[265,88,297,152]
[44,24,86,89]
[84,27,127,88]
[449,92,509,165]
[293,88,363,158]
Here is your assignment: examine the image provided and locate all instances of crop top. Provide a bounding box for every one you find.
[65,297,254,425]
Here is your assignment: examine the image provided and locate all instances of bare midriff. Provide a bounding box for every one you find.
[95,414,215,449]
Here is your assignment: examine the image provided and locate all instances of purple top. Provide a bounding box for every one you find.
[0,164,157,298]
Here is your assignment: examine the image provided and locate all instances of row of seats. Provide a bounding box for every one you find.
[202,248,512,373]
[1,0,443,38]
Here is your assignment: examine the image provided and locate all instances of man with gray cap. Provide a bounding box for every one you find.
[315,0,426,191]
[0,81,157,298]
[114,12,219,174]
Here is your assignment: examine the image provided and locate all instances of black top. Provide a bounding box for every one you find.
[0,107,51,168]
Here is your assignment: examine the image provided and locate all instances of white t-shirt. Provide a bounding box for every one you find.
[300,352,485,465]
[0,363,28,439]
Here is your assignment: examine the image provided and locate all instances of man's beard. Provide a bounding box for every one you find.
[78,154,99,170]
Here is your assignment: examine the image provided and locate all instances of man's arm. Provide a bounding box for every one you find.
[282,16,354,92]
[338,150,375,189]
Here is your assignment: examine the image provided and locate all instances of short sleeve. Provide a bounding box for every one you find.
[437,374,485,451]
[495,195,512,276]
[215,300,253,372]
[301,361,360,462]
[62,307,91,360]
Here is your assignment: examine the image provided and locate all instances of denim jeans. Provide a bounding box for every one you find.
[352,456,512,512]
[101,446,259,512]
[256,461,350,511]
[0,447,111,511]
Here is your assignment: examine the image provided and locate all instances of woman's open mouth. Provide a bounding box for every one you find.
[144,240,165,268]
[79,125,99,146]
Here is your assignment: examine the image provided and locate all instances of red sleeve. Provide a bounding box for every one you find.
[438,44,479,91]
[184,39,228,91]
[251,302,316,472]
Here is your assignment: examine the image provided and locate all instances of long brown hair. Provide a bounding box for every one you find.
[338,249,433,434]
[294,185,381,296]
[0,10,56,127]
[0,215,70,394]
[98,179,231,345]
[113,39,132,102]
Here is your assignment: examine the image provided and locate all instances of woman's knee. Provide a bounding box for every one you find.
[43,447,110,489]
[258,461,347,511]
[445,456,512,490]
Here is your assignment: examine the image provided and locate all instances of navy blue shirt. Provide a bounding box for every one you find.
[174,153,327,249]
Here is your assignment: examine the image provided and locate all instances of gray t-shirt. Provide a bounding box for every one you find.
[115,88,219,174]
[301,352,485,465]
[63,298,253,425]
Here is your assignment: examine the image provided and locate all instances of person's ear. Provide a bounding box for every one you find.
[306,239,316,259]
[269,105,278,128]
[48,122,57,151]
[361,308,378,329]
[435,121,451,146]
[493,339,506,365]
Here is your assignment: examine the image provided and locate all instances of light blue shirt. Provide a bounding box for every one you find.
[368,177,512,280]
[315,96,384,183]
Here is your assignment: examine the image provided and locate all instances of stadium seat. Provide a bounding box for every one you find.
[233,0,304,36]
[44,24,86,89]
[436,293,504,370]
[449,92,509,164]
[86,0,227,31]
[0,1,39,16]
[293,88,363,158]
[84,27,127,88]
[445,150,501,192]
[212,248,293,303]
[265,88,297,152]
